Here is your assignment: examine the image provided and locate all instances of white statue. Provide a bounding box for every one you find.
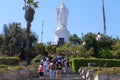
[56,2,69,26]
[54,2,70,45]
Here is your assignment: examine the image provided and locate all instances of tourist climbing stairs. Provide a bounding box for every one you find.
[33,67,82,80]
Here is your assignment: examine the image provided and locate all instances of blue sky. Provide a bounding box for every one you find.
[0,0,120,43]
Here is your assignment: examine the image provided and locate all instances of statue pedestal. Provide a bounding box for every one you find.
[54,26,69,45]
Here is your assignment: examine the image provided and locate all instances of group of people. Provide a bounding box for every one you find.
[37,55,69,79]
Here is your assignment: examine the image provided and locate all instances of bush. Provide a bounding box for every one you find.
[31,54,43,63]
[0,64,9,68]
[100,48,113,59]
[0,57,20,65]
[71,58,120,73]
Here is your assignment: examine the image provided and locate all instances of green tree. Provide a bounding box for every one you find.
[82,32,97,57]
[1,23,22,56]
[0,23,37,58]
[111,41,120,59]
[100,48,112,59]
[69,34,81,45]
[85,47,94,58]
[82,32,96,50]
[100,34,113,49]
[34,43,47,56]
[82,32,113,58]
[73,45,84,57]
[56,42,73,57]
[45,44,56,56]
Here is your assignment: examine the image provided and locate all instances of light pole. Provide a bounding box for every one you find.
[82,41,86,52]
[96,32,102,70]
[82,41,86,46]
[82,41,86,57]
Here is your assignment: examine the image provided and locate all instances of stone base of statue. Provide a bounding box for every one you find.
[54,26,69,45]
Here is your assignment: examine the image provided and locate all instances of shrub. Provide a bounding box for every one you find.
[0,64,9,68]
[31,54,43,63]
[71,58,120,73]
[0,57,20,65]
[100,48,113,59]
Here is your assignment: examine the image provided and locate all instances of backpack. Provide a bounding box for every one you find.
[57,62,62,69]
[56,57,62,62]
[50,63,56,70]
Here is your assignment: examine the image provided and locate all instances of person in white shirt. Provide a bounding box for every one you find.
[41,57,49,75]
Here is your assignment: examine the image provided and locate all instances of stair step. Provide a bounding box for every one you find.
[32,67,82,80]
[33,78,82,80]
[32,73,82,80]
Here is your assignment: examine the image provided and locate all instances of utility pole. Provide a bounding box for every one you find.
[102,0,106,34]
[41,20,44,43]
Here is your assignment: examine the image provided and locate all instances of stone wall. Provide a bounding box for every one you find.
[0,66,38,80]
[78,67,95,80]
[78,67,120,80]
[94,74,120,80]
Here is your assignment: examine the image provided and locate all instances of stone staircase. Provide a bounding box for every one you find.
[33,73,82,80]
[32,67,82,80]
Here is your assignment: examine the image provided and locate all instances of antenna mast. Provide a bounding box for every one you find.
[41,20,44,43]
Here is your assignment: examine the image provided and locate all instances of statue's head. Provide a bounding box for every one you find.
[60,2,65,8]
[61,2,64,6]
